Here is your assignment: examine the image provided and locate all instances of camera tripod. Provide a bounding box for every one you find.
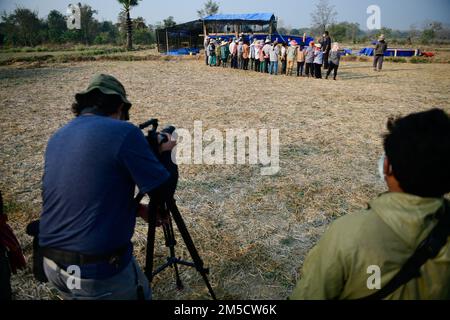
[138,195,216,300]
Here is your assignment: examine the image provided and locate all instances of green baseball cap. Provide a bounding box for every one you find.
[75,74,132,108]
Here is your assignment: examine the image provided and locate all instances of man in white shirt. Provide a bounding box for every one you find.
[269,42,280,75]
[229,39,238,69]
[249,39,257,71]
[262,39,271,73]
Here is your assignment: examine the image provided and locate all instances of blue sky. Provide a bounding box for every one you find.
[0,0,449,30]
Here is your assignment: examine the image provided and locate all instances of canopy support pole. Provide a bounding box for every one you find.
[166,28,169,53]
[203,21,208,38]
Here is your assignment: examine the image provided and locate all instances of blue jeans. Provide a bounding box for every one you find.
[269,61,278,75]
[43,257,151,300]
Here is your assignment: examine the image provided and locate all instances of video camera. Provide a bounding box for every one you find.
[138,118,178,199]
[139,119,176,157]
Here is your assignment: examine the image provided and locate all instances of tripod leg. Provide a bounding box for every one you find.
[168,200,217,300]
[166,219,184,290]
[145,200,158,283]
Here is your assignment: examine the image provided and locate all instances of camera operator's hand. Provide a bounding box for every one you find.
[158,133,177,154]
[137,204,170,227]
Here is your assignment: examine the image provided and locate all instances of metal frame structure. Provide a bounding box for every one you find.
[156,13,277,54]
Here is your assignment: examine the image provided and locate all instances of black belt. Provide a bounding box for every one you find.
[41,245,128,267]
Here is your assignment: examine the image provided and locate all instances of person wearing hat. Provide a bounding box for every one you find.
[39,74,175,300]
[255,40,262,72]
[296,44,306,77]
[220,40,230,68]
[204,36,210,66]
[269,40,280,75]
[249,38,257,71]
[286,40,298,76]
[305,41,315,78]
[320,31,332,70]
[259,40,267,73]
[313,43,324,79]
[326,42,341,80]
[280,42,288,74]
[215,40,222,67]
[237,40,244,69]
[207,40,217,67]
[229,38,238,69]
[227,38,233,67]
[242,40,250,70]
[374,34,388,71]
[263,39,272,73]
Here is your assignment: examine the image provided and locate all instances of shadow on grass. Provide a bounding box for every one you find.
[337,72,382,81]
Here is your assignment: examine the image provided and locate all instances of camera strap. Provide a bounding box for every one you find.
[361,199,450,300]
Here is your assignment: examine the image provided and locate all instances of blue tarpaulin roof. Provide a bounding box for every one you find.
[203,13,275,22]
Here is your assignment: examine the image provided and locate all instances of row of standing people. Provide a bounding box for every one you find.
[205,37,342,80]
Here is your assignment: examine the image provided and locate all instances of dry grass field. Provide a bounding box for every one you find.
[1,57,449,300]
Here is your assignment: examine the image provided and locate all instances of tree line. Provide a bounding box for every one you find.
[1,0,449,48]
[0,5,162,47]
[278,0,450,45]
[278,22,450,45]
[0,0,221,49]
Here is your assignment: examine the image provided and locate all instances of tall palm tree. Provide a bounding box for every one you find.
[117,0,141,50]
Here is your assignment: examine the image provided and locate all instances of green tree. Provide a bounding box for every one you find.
[163,16,176,28]
[0,12,17,46]
[197,0,219,18]
[134,16,147,30]
[47,10,67,43]
[80,4,99,45]
[328,22,361,43]
[134,28,154,45]
[328,23,346,42]
[408,24,420,44]
[5,8,42,46]
[421,29,435,44]
[62,29,82,44]
[117,0,142,50]
[99,20,119,43]
[132,17,154,45]
[94,21,119,45]
[421,21,450,43]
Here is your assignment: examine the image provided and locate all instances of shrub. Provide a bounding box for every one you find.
[410,57,431,64]
[385,57,407,63]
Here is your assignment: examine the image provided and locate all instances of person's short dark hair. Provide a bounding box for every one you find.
[71,89,125,117]
[383,108,450,198]
[324,31,329,36]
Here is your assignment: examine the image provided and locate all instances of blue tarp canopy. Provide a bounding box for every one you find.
[203,13,275,23]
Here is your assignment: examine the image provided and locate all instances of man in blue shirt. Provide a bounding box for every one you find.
[40,74,175,300]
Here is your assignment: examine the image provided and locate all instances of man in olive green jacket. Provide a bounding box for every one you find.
[291,109,450,300]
